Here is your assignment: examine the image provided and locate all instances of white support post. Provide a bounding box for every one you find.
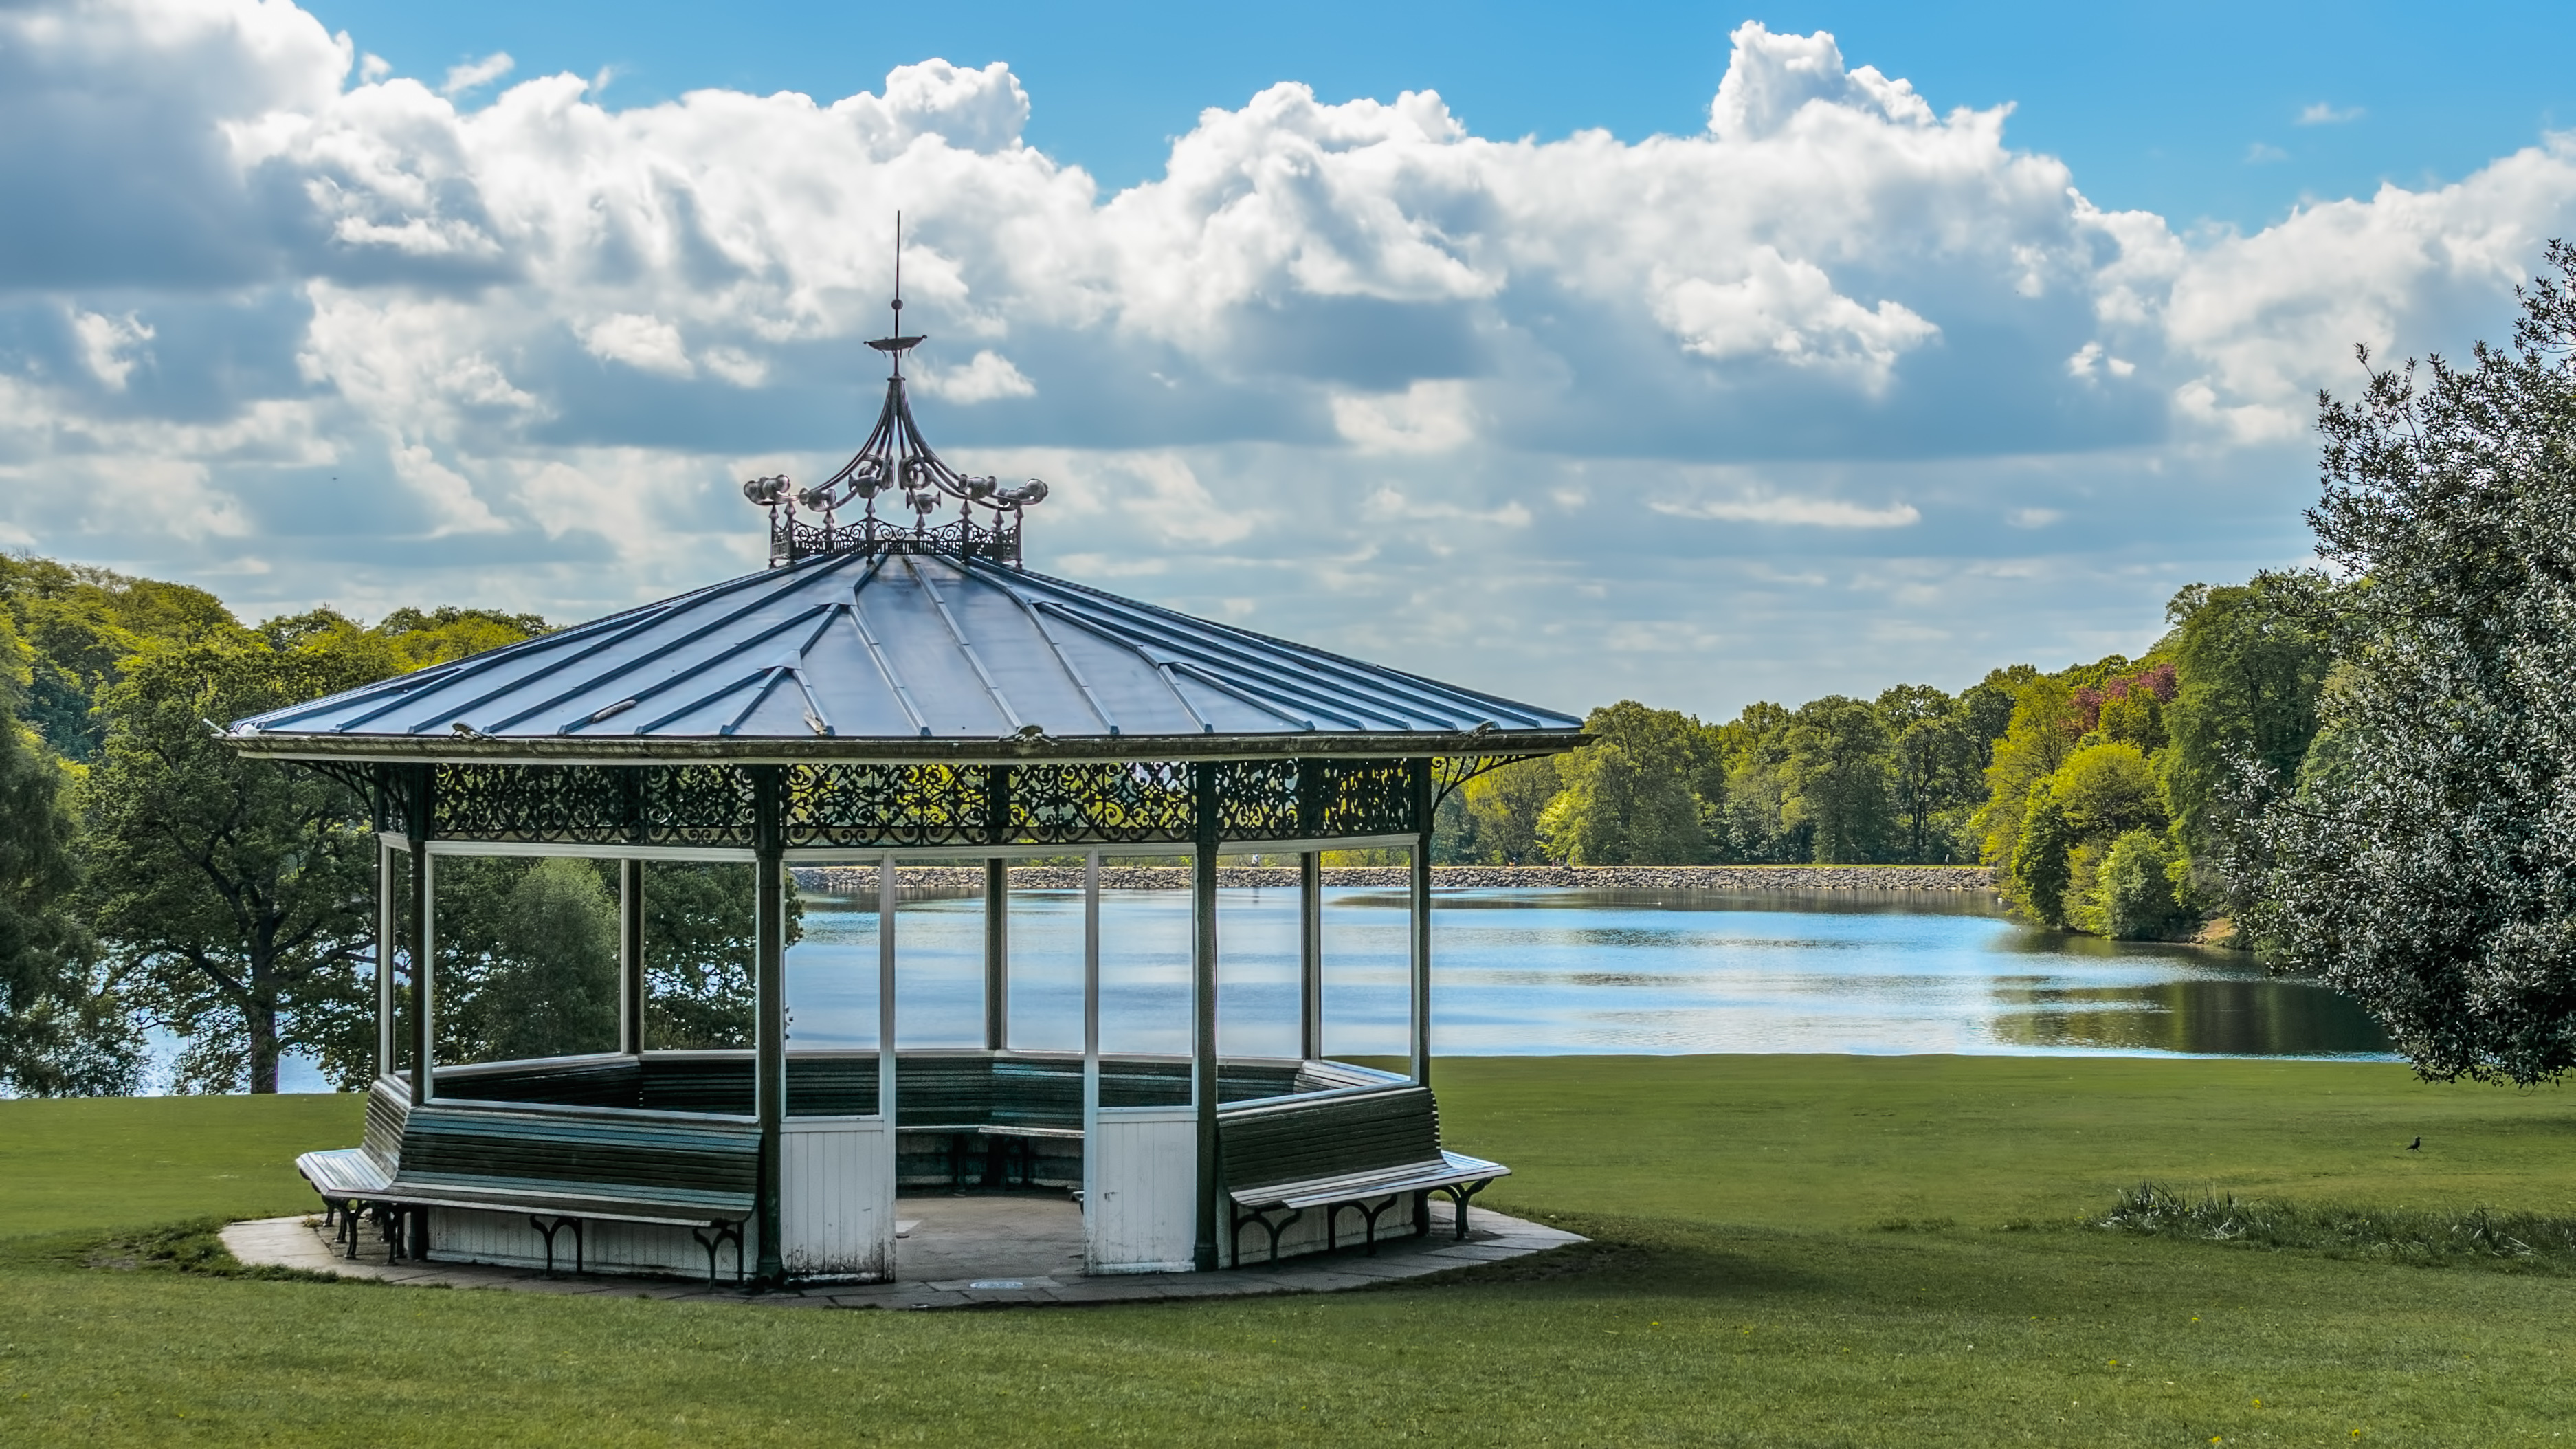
[1080,850,1102,1224]
[419,850,437,1103]
[1409,837,1430,1087]
[877,854,898,1139]
[375,839,395,1080]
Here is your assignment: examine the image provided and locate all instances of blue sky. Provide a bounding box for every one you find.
[298,0,2570,231]
[2,0,2572,720]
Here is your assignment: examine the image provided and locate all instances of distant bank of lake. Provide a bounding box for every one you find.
[780,885,2394,1061]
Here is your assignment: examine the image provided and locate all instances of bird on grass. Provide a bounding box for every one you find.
[2407,1136,2422,1151]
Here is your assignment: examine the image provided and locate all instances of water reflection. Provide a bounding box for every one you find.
[780,886,2393,1061]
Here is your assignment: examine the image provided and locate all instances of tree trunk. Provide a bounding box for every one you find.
[247,941,280,1094]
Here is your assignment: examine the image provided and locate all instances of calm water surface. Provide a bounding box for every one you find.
[781,887,2393,1060]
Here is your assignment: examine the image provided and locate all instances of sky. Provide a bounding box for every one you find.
[3,0,2573,720]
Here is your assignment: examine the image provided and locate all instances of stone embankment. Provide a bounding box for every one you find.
[792,863,1996,894]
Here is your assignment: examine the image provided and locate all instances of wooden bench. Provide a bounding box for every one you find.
[296,1079,413,1260]
[1218,1085,1508,1265]
[300,1083,758,1285]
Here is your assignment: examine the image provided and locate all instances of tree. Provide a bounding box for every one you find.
[2161,573,2333,878]
[0,615,143,1095]
[1782,695,1892,863]
[80,626,402,1092]
[2250,240,2576,1083]
[1880,685,1978,863]
[1973,674,2081,880]
[1458,755,1562,864]
[1717,701,1801,861]
[430,857,622,1064]
[1537,702,1722,864]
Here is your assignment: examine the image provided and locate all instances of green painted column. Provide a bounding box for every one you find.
[1410,757,1433,1088]
[984,857,1009,1050]
[1192,762,1220,1272]
[752,765,786,1285]
[620,857,646,1057]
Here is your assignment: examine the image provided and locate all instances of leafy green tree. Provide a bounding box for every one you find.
[2250,241,2576,1084]
[1880,685,1979,863]
[1457,755,1562,864]
[79,626,403,1092]
[1974,674,2081,880]
[2010,791,2075,927]
[1782,696,1892,863]
[2161,573,2334,881]
[2098,829,2195,940]
[1537,702,1722,864]
[0,615,143,1095]
[431,857,622,1063]
[1717,701,1805,861]
[641,862,771,1049]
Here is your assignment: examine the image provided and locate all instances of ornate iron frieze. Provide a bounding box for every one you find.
[434,763,635,843]
[406,754,1423,848]
[1310,759,1421,839]
[784,762,992,848]
[1209,760,1301,841]
[429,763,754,845]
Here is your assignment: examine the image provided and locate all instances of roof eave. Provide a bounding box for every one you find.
[221,729,1594,767]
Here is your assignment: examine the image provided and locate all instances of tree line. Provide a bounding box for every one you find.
[1437,567,2331,946]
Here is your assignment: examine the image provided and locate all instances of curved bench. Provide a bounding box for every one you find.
[1218,1084,1508,1265]
[297,1078,756,1284]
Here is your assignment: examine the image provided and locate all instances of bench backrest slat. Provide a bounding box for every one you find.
[400,1103,758,1200]
[1217,1085,1442,1193]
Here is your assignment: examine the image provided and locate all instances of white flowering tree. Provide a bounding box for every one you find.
[2250,241,2576,1083]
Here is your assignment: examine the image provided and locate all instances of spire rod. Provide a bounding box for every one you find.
[744,212,1048,568]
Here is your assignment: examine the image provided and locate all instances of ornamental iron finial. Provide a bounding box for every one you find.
[743,213,1047,566]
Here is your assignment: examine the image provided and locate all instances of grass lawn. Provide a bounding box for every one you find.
[3,1054,2573,1446]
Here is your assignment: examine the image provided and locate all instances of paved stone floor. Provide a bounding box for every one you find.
[222,1195,1584,1309]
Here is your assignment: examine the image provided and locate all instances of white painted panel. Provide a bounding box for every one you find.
[1086,1106,1197,1274]
[425,1206,752,1282]
[781,1116,894,1280]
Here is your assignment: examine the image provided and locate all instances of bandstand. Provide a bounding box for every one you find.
[236,290,1584,1288]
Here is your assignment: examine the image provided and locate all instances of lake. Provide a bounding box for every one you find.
[779,887,2394,1061]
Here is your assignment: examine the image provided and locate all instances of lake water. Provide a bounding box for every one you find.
[779,887,2395,1061]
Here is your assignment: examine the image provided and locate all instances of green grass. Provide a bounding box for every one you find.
[4,1056,2575,1446]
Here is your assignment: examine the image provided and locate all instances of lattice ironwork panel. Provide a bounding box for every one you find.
[1012,761,1195,845]
[785,763,992,848]
[641,765,757,845]
[1313,759,1420,838]
[1210,760,1300,841]
[434,763,643,843]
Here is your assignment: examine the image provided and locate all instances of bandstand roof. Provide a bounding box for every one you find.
[227,549,1582,762]
[228,252,1581,767]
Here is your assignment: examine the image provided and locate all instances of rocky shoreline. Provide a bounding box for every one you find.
[790,863,1997,894]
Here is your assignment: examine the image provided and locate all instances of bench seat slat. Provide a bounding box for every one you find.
[1231,1152,1509,1210]
[298,1147,390,1197]
[374,1180,750,1226]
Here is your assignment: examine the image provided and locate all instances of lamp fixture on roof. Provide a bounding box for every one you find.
[744,214,1047,568]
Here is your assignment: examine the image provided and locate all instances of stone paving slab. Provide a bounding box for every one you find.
[222,1203,1584,1311]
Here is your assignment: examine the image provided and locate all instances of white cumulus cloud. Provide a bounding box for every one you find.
[3,0,2575,716]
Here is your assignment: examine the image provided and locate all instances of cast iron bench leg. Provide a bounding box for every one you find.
[692,1221,744,1288]
[1436,1179,1491,1238]
[530,1215,584,1278]
[1229,1204,1302,1268]
[1355,1195,1399,1255]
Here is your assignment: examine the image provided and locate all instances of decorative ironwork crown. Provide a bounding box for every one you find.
[745,218,1046,567]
